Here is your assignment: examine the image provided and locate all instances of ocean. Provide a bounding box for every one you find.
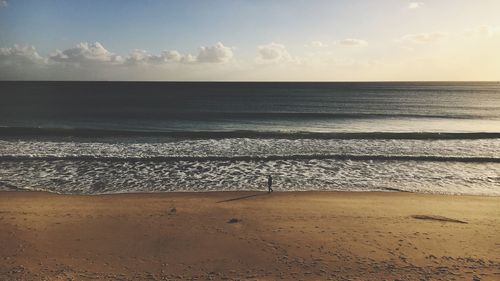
[0,81,499,195]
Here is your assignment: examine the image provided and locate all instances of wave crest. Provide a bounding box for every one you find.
[1,154,499,163]
[1,127,500,140]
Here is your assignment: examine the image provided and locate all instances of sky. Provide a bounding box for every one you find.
[1,0,499,81]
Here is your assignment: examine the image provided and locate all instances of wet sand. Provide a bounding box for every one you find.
[0,191,499,280]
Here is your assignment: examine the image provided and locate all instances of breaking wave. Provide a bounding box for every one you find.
[1,127,500,140]
[1,154,499,163]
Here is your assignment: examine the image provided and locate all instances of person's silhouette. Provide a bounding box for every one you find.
[267,175,273,193]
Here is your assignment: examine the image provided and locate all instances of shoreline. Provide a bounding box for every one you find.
[1,190,499,280]
[3,189,500,197]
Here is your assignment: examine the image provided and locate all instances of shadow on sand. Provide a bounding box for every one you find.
[216,192,268,203]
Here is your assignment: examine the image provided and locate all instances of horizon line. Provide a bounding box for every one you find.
[1,80,499,83]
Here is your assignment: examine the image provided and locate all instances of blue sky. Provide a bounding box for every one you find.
[1,0,499,80]
[1,1,395,54]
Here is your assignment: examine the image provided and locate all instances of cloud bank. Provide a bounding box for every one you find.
[1,32,498,81]
[46,41,235,67]
[0,41,239,80]
[46,41,234,67]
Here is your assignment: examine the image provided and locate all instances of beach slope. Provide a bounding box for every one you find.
[1,191,499,280]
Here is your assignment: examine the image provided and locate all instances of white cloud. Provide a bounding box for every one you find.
[124,49,151,65]
[125,43,233,65]
[0,41,239,80]
[409,2,424,9]
[0,45,46,65]
[400,32,446,44]
[0,0,8,8]
[125,49,185,65]
[256,42,294,63]
[338,38,367,46]
[196,42,233,63]
[181,53,197,64]
[163,50,183,62]
[49,42,122,64]
[1,41,235,77]
[8,36,497,81]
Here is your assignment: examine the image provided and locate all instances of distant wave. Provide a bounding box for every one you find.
[3,111,489,120]
[1,154,499,163]
[60,111,490,120]
[1,127,500,140]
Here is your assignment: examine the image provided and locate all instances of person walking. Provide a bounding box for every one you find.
[267,175,273,193]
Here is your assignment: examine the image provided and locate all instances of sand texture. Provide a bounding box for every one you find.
[0,191,499,280]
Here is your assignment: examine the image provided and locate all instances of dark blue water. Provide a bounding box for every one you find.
[0,82,499,195]
[1,81,499,133]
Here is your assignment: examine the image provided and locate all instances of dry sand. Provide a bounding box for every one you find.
[0,191,499,280]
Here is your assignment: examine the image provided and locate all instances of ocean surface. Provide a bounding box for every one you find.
[0,81,499,195]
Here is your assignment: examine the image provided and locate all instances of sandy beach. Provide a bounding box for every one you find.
[0,191,499,280]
